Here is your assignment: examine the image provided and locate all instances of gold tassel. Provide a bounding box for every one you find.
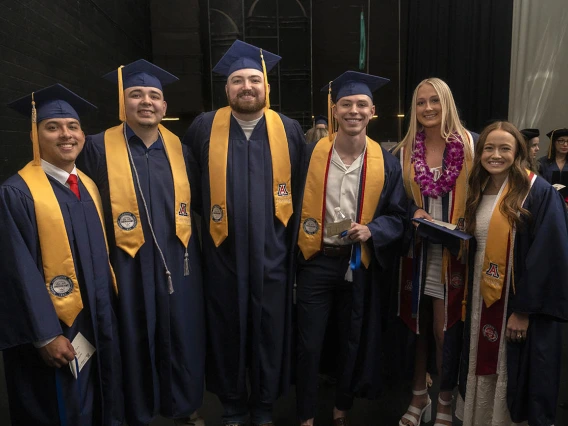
[260,49,270,110]
[461,295,467,321]
[441,248,449,287]
[118,65,126,122]
[548,129,556,159]
[327,81,334,141]
[31,92,41,166]
[457,240,465,261]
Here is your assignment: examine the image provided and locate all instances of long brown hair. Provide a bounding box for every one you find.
[465,121,531,234]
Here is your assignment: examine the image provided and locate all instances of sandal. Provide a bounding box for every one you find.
[434,395,453,426]
[399,388,432,426]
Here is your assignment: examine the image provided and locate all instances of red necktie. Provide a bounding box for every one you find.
[67,174,81,200]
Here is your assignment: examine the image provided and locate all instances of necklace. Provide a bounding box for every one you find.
[411,131,465,198]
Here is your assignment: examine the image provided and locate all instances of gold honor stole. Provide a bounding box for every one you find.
[104,123,191,256]
[18,163,117,327]
[475,170,536,375]
[480,171,536,308]
[399,141,472,331]
[298,137,385,266]
[208,106,292,247]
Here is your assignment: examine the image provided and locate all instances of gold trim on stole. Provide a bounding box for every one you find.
[208,106,292,247]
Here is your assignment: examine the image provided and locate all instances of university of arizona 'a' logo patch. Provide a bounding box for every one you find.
[485,262,500,279]
[178,202,189,216]
[277,183,289,196]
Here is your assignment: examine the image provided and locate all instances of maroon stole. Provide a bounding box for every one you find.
[476,239,511,375]
[475,172,536,375]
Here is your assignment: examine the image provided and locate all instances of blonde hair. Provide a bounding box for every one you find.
[305,127,329,144]
[393,78,470,158]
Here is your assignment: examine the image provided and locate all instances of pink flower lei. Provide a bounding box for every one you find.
[411,131,465,198]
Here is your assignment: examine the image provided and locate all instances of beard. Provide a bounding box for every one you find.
[227,90,266,115]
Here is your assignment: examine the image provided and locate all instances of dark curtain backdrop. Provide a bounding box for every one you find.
[402,0,514,134]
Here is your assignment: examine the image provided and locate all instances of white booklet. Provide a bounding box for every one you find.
[325,218,352,237]
[427,218,457,231]
[69,332,96,379]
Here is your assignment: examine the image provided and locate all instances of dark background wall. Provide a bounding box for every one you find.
[402,0,514,134]
[0,0,153,182]
[149,0,202,137]
[311,0,403,143]
[0,0,513,180]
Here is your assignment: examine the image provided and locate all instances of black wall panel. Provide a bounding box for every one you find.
[0,0,152,182]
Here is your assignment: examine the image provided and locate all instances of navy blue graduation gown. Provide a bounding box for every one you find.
[0,174,123,426]
[537,156,568,183]
[182,112,305,403]
[301,140,407,398]
[77,126,205,426]
[459,176,568,426]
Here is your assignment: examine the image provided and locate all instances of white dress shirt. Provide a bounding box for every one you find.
[323,144,365,245]
[41,159,78,187]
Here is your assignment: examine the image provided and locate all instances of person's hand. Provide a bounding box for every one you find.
[412,208,433,228]
[38,335,76,368]
[506,312,529,343]
[346,222,371,242]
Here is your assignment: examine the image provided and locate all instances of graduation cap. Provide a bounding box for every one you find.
[320,71,390,141]
[8,83,96,122]
[412,218,473,258]
[546,128,568,158]
[212,40,281,76]
[322,71,390,103]
[102,59,179,122]
[212,40,281,109]
[103,59,178,91]
[7,83,96,165]
[520,128,539,141]
[314,114,328,127]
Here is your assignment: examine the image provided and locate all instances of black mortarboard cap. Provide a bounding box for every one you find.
[546,128,568,141]
[546,128,568,158]
[520,128,539,141]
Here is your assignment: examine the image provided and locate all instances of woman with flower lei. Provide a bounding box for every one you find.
[393,78,475,426]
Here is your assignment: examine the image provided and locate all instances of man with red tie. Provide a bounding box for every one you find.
[0,84,123,425]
